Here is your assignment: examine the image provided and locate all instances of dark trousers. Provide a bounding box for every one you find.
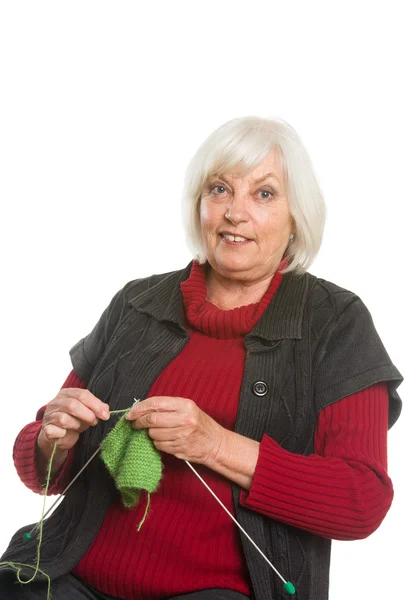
[0,572,250,600]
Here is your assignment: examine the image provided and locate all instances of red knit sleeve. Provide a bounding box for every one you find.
[239,382,393,541]
[12,370,88,495]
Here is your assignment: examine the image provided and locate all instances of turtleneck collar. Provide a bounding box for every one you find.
[180,261,284,339]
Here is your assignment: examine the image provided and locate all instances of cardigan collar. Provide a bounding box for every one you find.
[129,260,315,341]
[180,261,284,339]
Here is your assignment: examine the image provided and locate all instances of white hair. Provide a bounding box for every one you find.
[181,115,326,274]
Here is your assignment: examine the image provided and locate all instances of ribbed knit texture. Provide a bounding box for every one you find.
[240,382,392,540]
[12,261,393,600]
[181,261,284,338]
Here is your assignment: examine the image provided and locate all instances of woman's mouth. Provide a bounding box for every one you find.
[220,233,252,245]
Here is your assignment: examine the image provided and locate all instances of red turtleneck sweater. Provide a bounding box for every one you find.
[12,262,392,599]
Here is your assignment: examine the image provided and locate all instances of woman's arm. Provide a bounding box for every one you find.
[210,382,392,541]
[13,369,87,494]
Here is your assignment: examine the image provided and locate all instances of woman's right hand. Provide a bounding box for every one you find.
[37,388,111,456]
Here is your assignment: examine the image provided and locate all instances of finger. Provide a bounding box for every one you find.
[59,388,110,420]
[45,412,87,432]
[151,440,179,456]
[54,430,79,450]
[48,400,98,427]
[40,427,79,451]
[42,423,67,442]
[53,394,108,425]
[131,412,193,429]
[147,427,180,441]
[127,396,191,420]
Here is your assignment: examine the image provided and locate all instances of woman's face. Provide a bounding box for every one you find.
[200,148,293,283]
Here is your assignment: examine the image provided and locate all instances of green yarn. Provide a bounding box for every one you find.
[137,492,151,531]
[0,440,57,600]
[100,413,163,511]
[0,562,52,599]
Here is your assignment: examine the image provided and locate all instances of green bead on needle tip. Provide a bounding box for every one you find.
[22,533,32,541]
[284,581,296,595]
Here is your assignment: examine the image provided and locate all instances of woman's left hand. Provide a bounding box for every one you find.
[125,396,225,465]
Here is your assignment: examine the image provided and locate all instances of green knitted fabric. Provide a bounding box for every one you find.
[100,416,163,508]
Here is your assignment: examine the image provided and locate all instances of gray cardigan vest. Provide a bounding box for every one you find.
[1,262,403,600]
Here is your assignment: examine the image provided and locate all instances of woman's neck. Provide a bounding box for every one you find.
[205,267,275,310]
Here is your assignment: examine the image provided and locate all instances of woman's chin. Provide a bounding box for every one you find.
[212,256,254,276]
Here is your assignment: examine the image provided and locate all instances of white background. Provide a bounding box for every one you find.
[0,2,407,599]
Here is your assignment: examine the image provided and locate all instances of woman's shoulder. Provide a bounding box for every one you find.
[297,272,380,346]
[305,273,403,428]
[311,273,358,299]
[304,272,367,317]
[119,263,192,306]
[69,265,192,384]
[120,269,175,301]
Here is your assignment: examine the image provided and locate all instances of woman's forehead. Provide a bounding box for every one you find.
[208,149,283,184]
[208,167,282,185]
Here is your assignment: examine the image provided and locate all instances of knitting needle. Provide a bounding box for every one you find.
[184,460,295,595]
[27,446,101,537]
[28,399,141,537]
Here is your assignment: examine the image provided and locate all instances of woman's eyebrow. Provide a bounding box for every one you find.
[253,172,281,184]
[209,172,281,184]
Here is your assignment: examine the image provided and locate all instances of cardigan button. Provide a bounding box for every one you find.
[252,381,269,397]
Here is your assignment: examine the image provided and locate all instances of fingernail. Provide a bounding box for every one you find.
[103,411,110,420]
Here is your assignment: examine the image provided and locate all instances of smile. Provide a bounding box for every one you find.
[220,233,252,245]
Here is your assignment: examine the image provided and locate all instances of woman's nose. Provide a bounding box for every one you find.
[224,194,250,224]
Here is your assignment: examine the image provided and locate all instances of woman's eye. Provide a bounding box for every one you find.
[259,189,274,199]
[211,185,227,194]
[209,185,275,198]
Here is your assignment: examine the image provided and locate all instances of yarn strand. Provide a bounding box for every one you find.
[29,441,57,582]
[137,492,151,531]
[28,445,101,537]
[0,562,52,599]
[0,441,57,600]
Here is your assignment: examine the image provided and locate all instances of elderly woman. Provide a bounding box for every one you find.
[0,116,403,600]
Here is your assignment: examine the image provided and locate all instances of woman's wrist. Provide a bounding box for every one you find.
[206,428,260,490]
